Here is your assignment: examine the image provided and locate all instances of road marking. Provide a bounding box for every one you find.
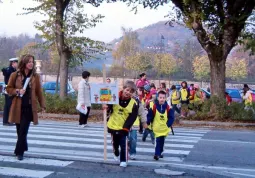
[225,171,255,178]
[0,132,194,148]
[0,167,53,178]
[0,137,190,155]
[0,155,73,167]
[200,139,255,144]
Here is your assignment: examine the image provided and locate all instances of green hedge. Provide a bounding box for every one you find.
[0,93,101,114]
[188,96,255,121]
[44,93,101,114]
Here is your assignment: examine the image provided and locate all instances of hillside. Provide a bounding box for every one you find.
[111,21,195,48]
[84,21,195,70]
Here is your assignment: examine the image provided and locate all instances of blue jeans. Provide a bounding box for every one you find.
[155,136,165,156]
[128,130,137,155]
[142,128,155,145]
[171,104,180,114]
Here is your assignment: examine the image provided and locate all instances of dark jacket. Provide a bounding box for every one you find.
[107,91,138,133]
[147,100,175,128]
[2,66,16,85]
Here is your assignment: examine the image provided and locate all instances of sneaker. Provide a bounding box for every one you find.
[17,155,23,161]
[142,138,146,142]
[113,154,119,162]
[160,155,164,158]
[154,155,159,161]
[129,155,136,160]
[82,124,88,128]
[120,162,127,167]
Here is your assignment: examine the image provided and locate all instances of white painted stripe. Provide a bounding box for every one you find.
[0,146,184,163]
[0,137,190,155]
[1,126,205,138]
[0,132,194,149]
[200,139,255,145]
[225,171,255,178]
[0,155,73,167]
[173,133,204,137]
[0,167,53,178]
[32,124,209,134]
[0,128,203,140]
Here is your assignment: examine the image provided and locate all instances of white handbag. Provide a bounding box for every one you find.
[76,103,88,115]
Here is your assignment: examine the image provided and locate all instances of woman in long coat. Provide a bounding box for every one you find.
[7,54,45,160]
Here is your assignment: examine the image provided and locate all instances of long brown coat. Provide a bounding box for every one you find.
[6,71,45,125]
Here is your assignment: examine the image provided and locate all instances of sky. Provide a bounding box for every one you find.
[0,0,172,43]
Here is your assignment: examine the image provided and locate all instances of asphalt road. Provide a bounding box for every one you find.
[0,119,254,178]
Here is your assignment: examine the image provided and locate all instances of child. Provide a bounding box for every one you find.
[129,88,147,160]
[142,89,157,144]
[147,90,175,160]
[106,81,138,167]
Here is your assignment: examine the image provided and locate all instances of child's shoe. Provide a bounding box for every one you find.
[154,155,159,161]
[120,162,127,167]
[130,154,136,160]
[113,154,119,162]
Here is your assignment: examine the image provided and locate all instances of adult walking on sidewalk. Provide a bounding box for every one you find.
[1,58,18,126]
[6,54,45,161]
[77,71,91,127]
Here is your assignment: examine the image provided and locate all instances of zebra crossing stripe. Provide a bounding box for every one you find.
[0,132,194,149]
[0,155,73,167]
[0,167,53,178]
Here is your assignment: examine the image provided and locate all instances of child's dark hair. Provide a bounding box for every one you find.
[82,71,90,79]
[161,82,166,89]
[158,90,166,96]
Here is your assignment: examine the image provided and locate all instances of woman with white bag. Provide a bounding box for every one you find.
[77,71,91,127]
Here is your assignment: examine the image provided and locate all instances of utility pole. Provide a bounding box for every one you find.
[159,34,165,85]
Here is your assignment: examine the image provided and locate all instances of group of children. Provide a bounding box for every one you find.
[105,80,174,167]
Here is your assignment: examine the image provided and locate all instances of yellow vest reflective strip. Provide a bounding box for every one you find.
[171,90,180,105]
[152,108,170,138]
[180,89,188,101]
[107,98,136,130]
[245,93,253,106]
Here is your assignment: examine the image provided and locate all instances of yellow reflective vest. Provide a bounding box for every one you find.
[180,88,188,101]
[244,93,253,106]
[152,108,170,138]
[171,90,180,105]
[107,98,136,130]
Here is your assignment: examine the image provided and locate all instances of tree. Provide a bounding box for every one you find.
[127,0,255,97]
[112,27,140,79]
[193,55,210,81]
[154,53,178,77]
[226,58,248,81]
[125,52,152,73]
[24,0,106,99]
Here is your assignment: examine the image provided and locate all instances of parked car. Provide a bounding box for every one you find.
[0,82,5,95]
[42,81,76,97]
[201,88,211,99]
[225,88,242,103]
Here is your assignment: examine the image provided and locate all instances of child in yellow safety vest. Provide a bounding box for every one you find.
[180,81,190,117]
[106,81,138,167]
[170,85,181,114]
[146,90,175,160]
[128,88,148,160]
[242,84,253,110]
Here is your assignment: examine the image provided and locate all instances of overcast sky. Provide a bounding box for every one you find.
[0,0,172,42]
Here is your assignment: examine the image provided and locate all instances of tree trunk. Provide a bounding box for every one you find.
[55,59,61,94]
[59,52,68,98]
[209,57,226,98]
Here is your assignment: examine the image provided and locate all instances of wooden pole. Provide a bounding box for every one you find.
[103,64,107,162]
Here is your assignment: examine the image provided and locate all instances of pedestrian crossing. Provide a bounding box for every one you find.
[0,122,211,177]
